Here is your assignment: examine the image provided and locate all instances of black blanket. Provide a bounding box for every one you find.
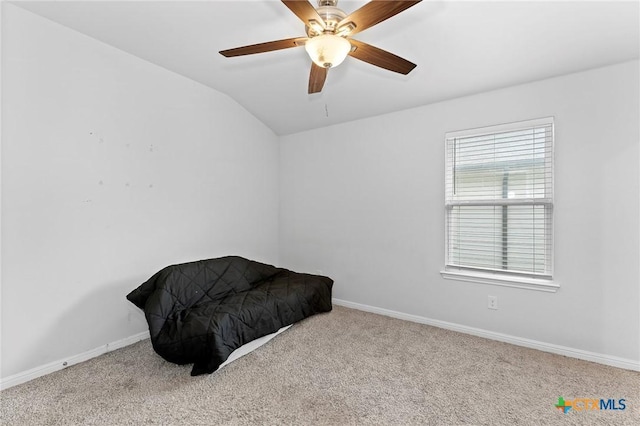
[127,256,333,375]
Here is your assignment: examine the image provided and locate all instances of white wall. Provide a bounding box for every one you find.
[1,5,279,379]
[280,60,640,364]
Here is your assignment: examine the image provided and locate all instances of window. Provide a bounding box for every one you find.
[442,118,557,292]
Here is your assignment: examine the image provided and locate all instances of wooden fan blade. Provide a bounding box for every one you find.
[349,39,416,74]
[309,63,328,94]
[220,37,307,57]
[282,0,326,30]
[337,0,421,36]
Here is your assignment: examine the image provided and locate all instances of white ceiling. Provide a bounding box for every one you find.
[10,0,640,135]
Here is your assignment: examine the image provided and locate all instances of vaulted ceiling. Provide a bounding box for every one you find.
[11,0,640,135]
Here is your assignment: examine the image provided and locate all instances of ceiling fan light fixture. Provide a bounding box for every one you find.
[305,34,351,68]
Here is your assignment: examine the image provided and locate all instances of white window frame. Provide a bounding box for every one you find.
[440,117,559,292]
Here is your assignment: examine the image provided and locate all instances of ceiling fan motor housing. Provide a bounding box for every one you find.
[306,4,347,37]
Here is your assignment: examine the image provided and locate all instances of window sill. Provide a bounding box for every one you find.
[440,270,559,293]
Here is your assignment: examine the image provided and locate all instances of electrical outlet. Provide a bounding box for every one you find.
[488,295,498,310]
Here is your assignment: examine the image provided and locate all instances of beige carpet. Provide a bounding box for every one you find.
[1,306,639,425]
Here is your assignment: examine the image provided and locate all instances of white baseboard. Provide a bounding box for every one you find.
[3,301,637,390]
[0,331,150,391]
[333,298,640,372]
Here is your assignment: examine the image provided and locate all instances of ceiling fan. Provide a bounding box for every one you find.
[219,0,422,94]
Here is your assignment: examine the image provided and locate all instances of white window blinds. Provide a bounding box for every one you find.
[445,118,554,278]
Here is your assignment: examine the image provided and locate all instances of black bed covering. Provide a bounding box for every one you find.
[127,256,333,375]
